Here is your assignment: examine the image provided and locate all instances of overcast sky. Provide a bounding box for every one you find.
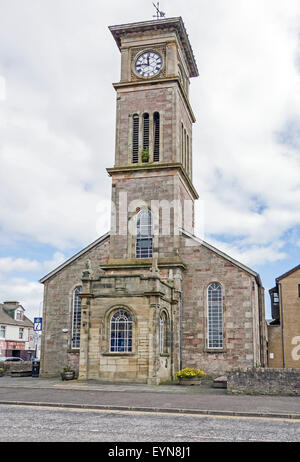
[0,0,299,320]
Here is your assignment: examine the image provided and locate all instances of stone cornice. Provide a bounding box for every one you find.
[100,259,186,271]
[113,77,196,123]
[106,163,199,200]
[109,17,199,78]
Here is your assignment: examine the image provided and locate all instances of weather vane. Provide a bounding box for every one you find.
[152,2,165,19]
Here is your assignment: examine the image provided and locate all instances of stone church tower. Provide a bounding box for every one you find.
[40,17,267,382]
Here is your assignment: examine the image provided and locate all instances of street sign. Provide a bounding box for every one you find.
[34,317,42,332]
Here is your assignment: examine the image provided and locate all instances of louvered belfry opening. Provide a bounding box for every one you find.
[143,113,150,150]
[132,114,139,163]
[153,112,160,162]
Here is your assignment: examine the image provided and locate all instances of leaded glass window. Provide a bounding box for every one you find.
[207,283,223,349]
[0,325,5,339]
[110,310,132,353]
[72,286,82,349]
[136,209,153,258]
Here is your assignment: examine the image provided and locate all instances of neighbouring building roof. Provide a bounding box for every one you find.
[276,263,300,282]
[0,304,33,327]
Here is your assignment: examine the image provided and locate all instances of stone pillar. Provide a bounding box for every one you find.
[147,300,160,385]
[78,261,93,381]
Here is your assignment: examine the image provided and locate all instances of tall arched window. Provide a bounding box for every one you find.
[207,283,223,349]
[153,112,160,162]
[136,209,153,258]
[72,286,82,349]
[132,114,139,163]
[110,310,132,353]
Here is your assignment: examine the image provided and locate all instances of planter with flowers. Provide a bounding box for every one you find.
[61,365,75,381]
[176,368,206,386]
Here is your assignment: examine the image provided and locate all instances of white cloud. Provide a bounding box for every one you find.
[206,238,287,268]
[0,0,299,270]
[0,257,40,273]
[0,276,43,321]
[0,252,66,275]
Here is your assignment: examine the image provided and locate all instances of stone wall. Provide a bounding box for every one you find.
[227,368,300,396]
[40,236,110,377]
[267,325,283,368]
[0,361,32,376]
[67,352,80,374]
[179,233,264,375]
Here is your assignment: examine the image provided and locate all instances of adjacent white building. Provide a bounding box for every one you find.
[0,301,35,360]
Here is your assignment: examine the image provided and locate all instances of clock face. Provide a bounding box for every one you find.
[135,51,162,78]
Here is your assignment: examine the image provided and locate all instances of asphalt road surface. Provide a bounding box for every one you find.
[0,404,300,442]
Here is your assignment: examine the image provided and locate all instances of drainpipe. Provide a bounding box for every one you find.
[258,285,264,367]
[278,282,286,368]
[179,291,183,371]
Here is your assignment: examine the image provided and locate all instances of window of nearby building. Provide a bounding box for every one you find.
[207,283,223,349]
[110,310,132,353]
[19,327,24,339]
[0,325,5,339]
[136,209,153,258]
[72,286,82,349]
[298,284,300,298]
[15,310,22,320]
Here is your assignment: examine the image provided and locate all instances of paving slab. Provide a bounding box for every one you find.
[0,376,299,419]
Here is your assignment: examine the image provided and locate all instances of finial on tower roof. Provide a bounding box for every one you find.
[152,2,165,19]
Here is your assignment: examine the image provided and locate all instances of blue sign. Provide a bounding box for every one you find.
[34,317,42,331]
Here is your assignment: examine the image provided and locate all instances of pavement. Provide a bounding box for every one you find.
[0,375,300,420]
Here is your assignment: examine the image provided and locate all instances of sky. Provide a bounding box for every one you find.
[0,0,299,321]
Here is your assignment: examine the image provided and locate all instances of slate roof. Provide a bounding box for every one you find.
[0,304,33,327]
[276,264,300,282]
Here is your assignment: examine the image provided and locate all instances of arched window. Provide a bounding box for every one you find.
[110,310,132,353]
[72,286,82,349]
[132,114,139,163]
[207,283,223,349]
[136,209,153,258]
[159,312,168,354]
[153,112,160,162]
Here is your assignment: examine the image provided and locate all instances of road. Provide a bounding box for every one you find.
[0,404,299,442]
